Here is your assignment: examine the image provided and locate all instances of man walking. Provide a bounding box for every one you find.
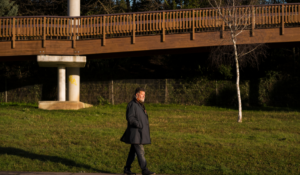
[120,87,156,175]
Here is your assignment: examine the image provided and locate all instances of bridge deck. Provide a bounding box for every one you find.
[0,3,299,58]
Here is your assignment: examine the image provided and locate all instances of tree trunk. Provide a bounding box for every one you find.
[231,33,242,123]
[126,0,130,12]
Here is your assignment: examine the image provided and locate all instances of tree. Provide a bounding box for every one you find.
[208,0,267,122]
[0,0,18,17]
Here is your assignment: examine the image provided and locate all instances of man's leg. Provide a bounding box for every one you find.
[125,144,136,170]
[133,144,147,171]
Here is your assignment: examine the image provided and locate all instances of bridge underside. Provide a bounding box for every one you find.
[0,27,300,61]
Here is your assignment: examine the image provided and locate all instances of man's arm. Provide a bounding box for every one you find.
[127,103,142,129]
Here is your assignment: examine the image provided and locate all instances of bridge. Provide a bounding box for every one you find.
[1,2,300,109]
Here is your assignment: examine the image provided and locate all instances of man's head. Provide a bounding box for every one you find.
[135,87,145,103]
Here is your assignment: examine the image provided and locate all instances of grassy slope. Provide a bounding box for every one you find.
[0,103,299,174]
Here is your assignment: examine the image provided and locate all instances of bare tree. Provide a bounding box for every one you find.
[208,0,267,122]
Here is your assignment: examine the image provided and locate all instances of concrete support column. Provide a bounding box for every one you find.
[58,65,66,101]
[68,67,80,102]
[68,0,80,40]
[68,0,80,16]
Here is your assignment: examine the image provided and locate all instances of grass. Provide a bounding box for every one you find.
[0,102,300,174]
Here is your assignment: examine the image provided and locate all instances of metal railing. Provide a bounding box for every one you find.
[0,3,300,47]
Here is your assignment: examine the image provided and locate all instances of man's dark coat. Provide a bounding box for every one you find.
[120,100,151,145]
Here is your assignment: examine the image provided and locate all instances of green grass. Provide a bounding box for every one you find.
[0,102,300,174]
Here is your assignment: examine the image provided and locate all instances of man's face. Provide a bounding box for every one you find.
[136,91,145,102]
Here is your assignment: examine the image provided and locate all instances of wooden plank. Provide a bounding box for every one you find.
[116,15,119,34]
[126,15,129,33]
[180,11,182,29]
[156,13,159,31]
[53,18,56,37]
[39,18,42,37]
[252,6,255,37]
[47,17,49,37]
[185,11,188,29]
[0,19,2,37]
[33,18,36,38]
[166,12,168,30]
[132,14,135,44]
[275,6,278,24]
[106,17,109,35]
[97,17,100,35]
[285,5,288,24]
[94,17,96,36]
[103,16,106,46]
[12,18,15,49]
[20,18,23,37]
[199,10,202,29]
[159,13,162,30]
[288,5,291,23]
[151,13,154,31]
[282,4,285,35]
[262,7,264,25]
[50,18,53,38]
[292,5,294,23]
[212,9,215,28]
[65,18,68,37]
[298,5,300,22]
[144,13,146,32]
[297,5,299,22]
[73,18,77,48]
[100,17,102,35]
[59,18,62,37]
[162,12,165,42]
[205,10,208,28]
[192,10,195,40]
[84,18,87,36]
[43,17,46,48]
[6,19,9,37]
[272,6,275,24]
[147,13,149,32]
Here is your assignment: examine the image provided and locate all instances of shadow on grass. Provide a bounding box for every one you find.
[0,147,114,174]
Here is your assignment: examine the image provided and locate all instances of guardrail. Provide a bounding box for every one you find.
[0,3,299,48]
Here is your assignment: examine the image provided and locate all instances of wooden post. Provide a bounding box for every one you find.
[72,18,77,48]
[12,18,15,49]
[252,6,255,37]
[162,12,165,42]
[165,79,168,103]
[282,4,285,35]
[192,10,195,40]
[5,78,7,103]
[103,16,106,46]
[43,17,46,48]
[221,8,225,39]
[73,33,76,48]
[111,80,114,105]
[132,14,135,44]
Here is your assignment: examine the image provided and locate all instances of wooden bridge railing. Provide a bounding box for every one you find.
[0,3,300,48]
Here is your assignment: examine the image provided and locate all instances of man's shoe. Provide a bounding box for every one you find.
[142,169,156,175]
[124,166,136,175]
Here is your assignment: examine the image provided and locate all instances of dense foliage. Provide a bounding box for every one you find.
[0,0,18,17]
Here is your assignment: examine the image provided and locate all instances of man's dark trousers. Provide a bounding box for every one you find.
[125,144,147,171]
